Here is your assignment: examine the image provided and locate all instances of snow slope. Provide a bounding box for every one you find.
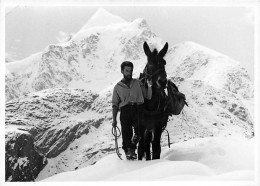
[165,41,253,101]
[41,137,254,181]
[78,8,127,32]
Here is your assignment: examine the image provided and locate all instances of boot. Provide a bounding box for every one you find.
[125,148,131,160]
[126,148,137,160]
[129,148,137,160]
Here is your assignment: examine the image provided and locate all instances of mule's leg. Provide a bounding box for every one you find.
[152,114,169,159]
[136,121,145,161]
[144,130,151,161]
[152,127,162,160]
[138,137,144,160]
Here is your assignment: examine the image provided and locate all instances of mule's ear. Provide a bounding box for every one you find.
[143,41,152,56]
[158,42,168,57]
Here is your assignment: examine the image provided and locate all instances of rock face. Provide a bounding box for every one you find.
[5,129,47,181]
[5,9,254,182]
[6,89,99,159]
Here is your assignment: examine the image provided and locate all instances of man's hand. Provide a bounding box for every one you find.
[112,105,118,127]
[112,120,117,127]
[147,79,153,87]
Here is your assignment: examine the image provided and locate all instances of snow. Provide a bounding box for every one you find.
[41,137,254,182]
[73,8,131,42]
[79,8,127,31]
[69,110,102,122]
[5,125,31,140]
[14,157,29,170]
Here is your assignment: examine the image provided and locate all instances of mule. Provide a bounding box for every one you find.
[138,41,170,160]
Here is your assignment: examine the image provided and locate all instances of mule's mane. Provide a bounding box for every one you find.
[152,49,158,55]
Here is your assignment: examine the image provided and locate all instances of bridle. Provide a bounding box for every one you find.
[142,63,167,90]
[143,64,166,80]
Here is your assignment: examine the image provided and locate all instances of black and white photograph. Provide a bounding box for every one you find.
[1,0,259,184]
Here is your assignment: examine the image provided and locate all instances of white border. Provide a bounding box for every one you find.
[2,0,259,7]
[0,0,6,185]
[1,1,259,186]
[254,3,260,186]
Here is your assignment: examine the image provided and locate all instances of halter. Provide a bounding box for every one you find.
[143,64,166,79]
[142,63,167,90]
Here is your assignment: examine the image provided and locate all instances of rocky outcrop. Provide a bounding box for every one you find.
[5,89,99,158]
[5,88,101,181]
[5,129,47,181]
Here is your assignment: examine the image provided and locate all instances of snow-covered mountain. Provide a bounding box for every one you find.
[5,8,161,101]
[5,8,254,182]
[165,41,253,101]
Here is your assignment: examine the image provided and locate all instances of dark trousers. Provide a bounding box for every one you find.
[120,104,144,152]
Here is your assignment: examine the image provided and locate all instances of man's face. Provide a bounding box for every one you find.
[122,66,133,81]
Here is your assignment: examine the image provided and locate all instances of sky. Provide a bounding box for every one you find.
[4,3,256,79]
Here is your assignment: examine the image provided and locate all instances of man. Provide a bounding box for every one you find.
[112,61,152,160]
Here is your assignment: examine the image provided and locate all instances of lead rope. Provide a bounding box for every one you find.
[163,83,171,148]
[162,125,171,148]
[112,126,123,160]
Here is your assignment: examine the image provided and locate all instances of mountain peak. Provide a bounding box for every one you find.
[80,8,127,31]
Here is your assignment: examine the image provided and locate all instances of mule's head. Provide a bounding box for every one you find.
[143,41,168,89]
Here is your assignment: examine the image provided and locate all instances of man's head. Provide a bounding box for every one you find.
[121,61,133,81]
